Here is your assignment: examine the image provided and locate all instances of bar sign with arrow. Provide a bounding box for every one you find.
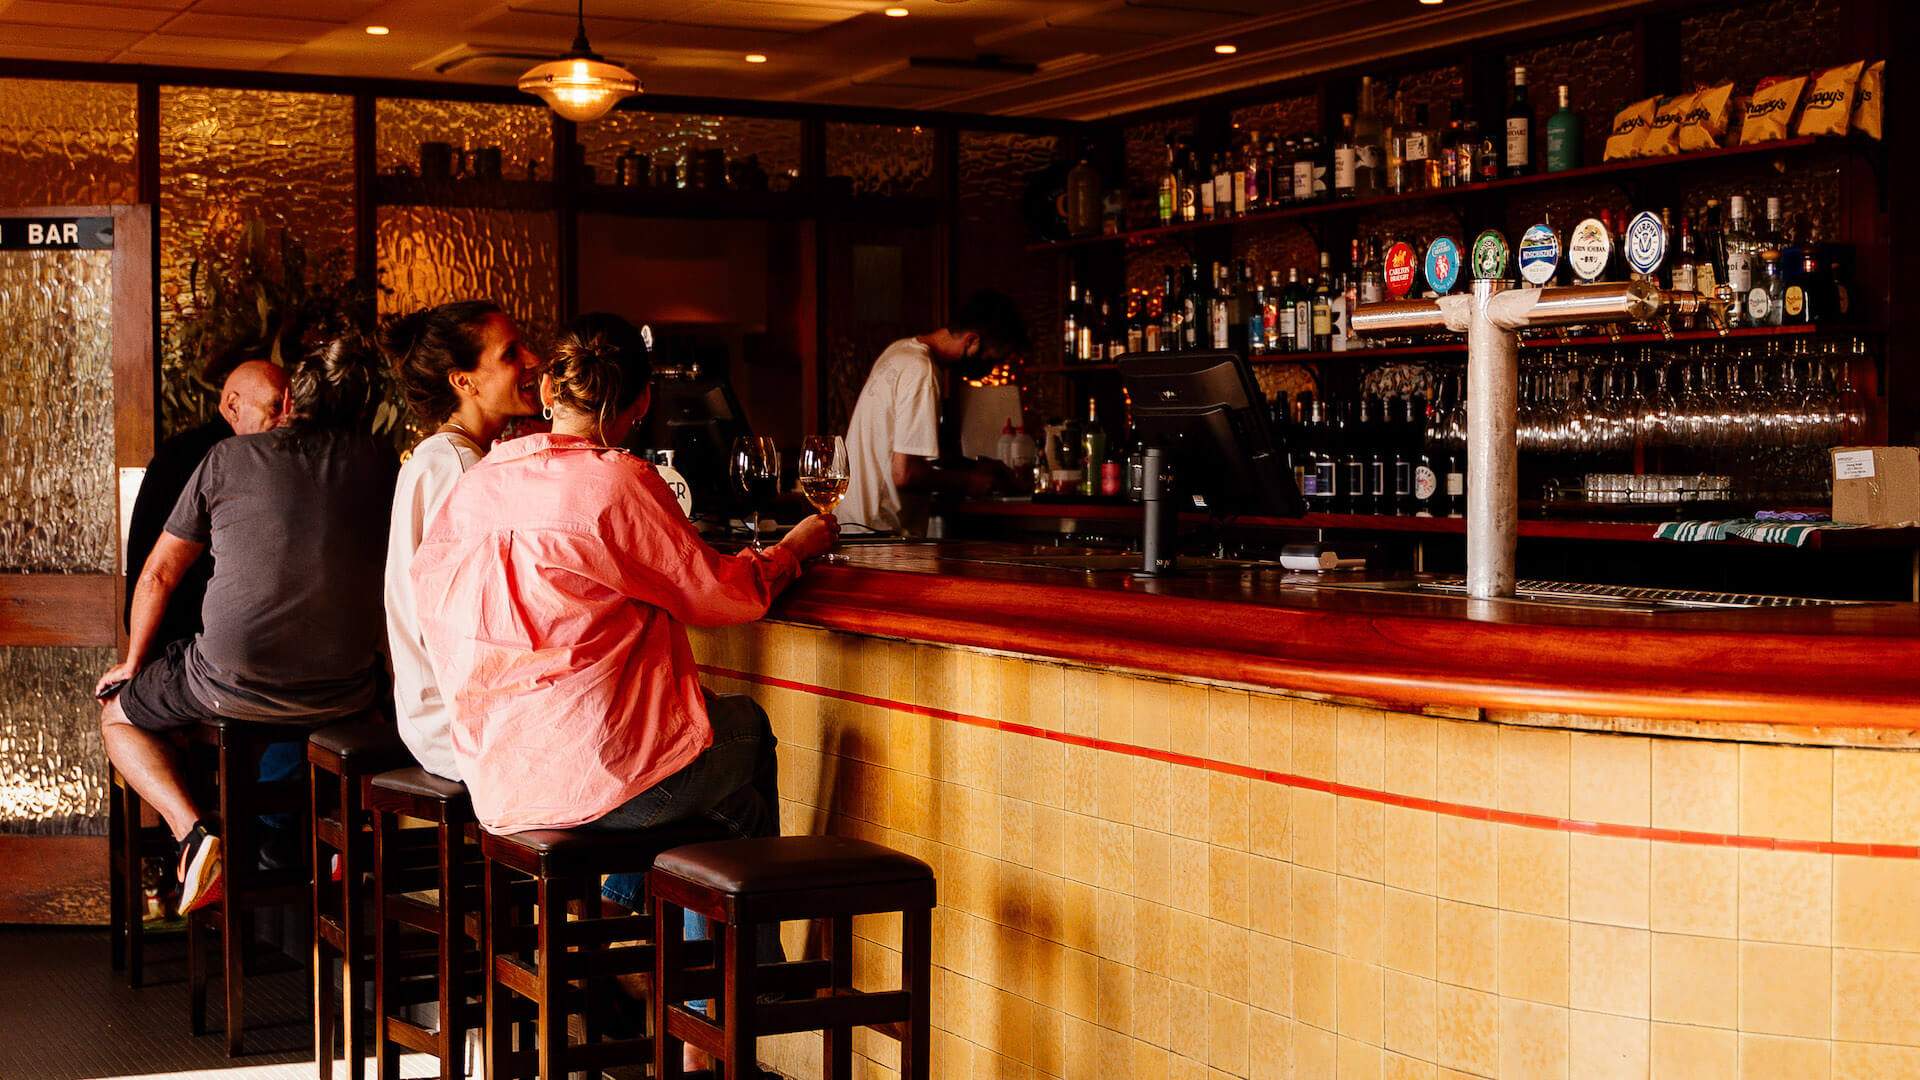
[0,217,114,251]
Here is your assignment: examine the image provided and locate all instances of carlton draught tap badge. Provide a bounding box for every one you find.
[1384,241,1417,299]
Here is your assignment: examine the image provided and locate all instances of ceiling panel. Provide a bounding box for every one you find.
[0,21,146,49]
[160,12,352,42]
[123,34,299,61]
[0,1,178,31]
[189,0,380,16]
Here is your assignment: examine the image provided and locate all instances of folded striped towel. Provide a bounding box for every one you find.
[1653,518,1871,548]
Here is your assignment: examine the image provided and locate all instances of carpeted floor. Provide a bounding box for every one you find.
[0,926,446,1080]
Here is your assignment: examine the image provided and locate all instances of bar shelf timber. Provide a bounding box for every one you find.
[1028,323,1879,378]
[373,176,557,212]
[1024,136,1861,254]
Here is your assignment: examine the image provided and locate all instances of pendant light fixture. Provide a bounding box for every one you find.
[518,0,640,124]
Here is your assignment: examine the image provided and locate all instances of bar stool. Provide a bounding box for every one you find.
[107,762,180,988]
[183,715,314,1056]
[309,720,410,1080]
[650,836,936,1080]
[480,820,733,1079]
[367,767,482,1080]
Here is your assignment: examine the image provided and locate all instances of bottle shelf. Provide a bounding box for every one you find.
[1024,136,1856,254]
[1025,324,1876,377]
[375,176,938,224]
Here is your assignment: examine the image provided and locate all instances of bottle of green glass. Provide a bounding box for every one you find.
[1546,84,1581,173]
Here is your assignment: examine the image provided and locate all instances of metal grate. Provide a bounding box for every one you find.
[1419,578,1878,609]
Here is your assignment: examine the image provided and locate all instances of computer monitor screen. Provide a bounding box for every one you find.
[1119,349,1304,518]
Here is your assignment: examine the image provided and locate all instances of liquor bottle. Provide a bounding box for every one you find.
[1215,151,1235,219]
[1079,398,1106,497]
[1291,135,1321,203]
[1199,152,1217,221]
[1353,77,1384,197]
[1178,142,1200,223]
[1456,110,1482,186]
[1175,263,1190,345]
[1763,196,1784,253]
[1422,105,1448,191]
[1276,268,1300,353]
[1209,263,1233,351]
[1305,399,1333,511]
[1366,398,1391,515]
[1248,273,1268,355]
[1263,135,1285,207]
[1755,251,1784,327]
[1292,270,1315,353]
[1696,198,1723,304]
[1546,84,1581,172]
[1443,374,1466,517]
[1264,271,1284,354]
[1161,269,1180,348]
[1076,289,1096,361]
[1404,104,1432,193]
[1157,143,1178,226]
[1412,395,1438,516]
[1244,132,1264,211]
[1102,298,1125,358]
[1062,278,1080,362]
[1787,250,1823,324]
[1439,103,1463,188]
[1231,138,1249,216]
[1669,216,1699,329]
[1383,92,1407,195]
[1723,195,1755,327]
[1335,400,1364,514]
[1359,236,1385,305]
[1504,65,1533,178]
[1333,112,1359,199]
[1312,254,1334,352]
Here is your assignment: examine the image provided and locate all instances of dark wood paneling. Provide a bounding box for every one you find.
[0,575,118,647]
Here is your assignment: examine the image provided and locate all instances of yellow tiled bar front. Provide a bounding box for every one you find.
[690,620,1920,1080]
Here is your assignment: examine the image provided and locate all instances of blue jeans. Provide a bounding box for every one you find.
[594,691,781,912]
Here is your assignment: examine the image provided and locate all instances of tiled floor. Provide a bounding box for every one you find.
[0,926,446,1080]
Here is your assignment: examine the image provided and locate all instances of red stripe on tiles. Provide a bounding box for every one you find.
[700,664,1920,862]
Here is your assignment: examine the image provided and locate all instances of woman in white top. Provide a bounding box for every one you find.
[382,301,543,780]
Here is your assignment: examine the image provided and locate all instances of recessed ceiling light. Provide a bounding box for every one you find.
[1214,43,1238,55]
[1420,0,1444,5]
[885,6,910,15]
[744,53,768,63]
[364,25,390,35]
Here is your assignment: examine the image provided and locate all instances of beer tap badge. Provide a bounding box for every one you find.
[1384,241,1417,299]
[1567,217,1613,282]
[1625,210,1668,277]
[1425,236,1462,294]
[1470,229,1509,281]
[1518,224,1560,286]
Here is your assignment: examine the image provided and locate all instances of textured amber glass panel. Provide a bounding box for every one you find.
[958,130,1062,419]
[0,78,137,208]
[579,111,802,190]
[158,87,354,436]
[1230,96,1317,140]
[375,98,551,180]
[826,123,935,198]
[0,250,117,573]
[1680,0,1845,90]
[1506,29,1636,172]
[376,205,558,339]
[0,646,117,834]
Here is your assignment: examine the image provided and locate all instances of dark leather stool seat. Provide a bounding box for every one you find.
[481,818,734,1079]
[650,835,937,1080]
[308,719,409,1080]
[367,767,482,1080]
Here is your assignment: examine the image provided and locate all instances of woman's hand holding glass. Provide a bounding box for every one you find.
[797,435,851,563]
[780,513,840,562]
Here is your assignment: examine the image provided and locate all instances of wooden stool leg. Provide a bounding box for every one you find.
[122,776,150,988]
[576,877,601,1052]
[900,906,931,1080]
[485,858,512,1080]
[373,808,400,1080]
[340,775,365,1080]
[721,917,757,1080]
[533,875,562,1080]
[653,898,684,1080]
[434,820,459,1080]
[219,745,245,1057]
[314,762,335,1080]
[109,772,126,973]
[823,915,852,1080]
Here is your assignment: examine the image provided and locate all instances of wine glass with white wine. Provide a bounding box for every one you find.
[797,435,850,563]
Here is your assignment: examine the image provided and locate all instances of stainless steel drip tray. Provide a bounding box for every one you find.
[1413,578,1885,612]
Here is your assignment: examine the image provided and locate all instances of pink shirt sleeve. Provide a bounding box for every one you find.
[599,458,802,627]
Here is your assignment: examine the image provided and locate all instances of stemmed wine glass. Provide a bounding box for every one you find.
[730,436,780,550]
[797,435,850,563]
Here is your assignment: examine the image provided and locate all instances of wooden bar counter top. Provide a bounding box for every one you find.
[695,540,1920,1080]
[765,541,1920,731]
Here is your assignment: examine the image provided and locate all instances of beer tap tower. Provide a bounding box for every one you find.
[1350,233,1724,600]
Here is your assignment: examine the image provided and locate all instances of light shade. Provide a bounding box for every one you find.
[518,55,641,123]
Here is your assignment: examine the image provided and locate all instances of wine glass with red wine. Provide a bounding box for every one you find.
[730,435,781,550]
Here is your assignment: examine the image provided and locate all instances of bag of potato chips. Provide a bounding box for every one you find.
[1852,60,1883,140]
[1798,60,1865,136]
[1740,75,1806,144]
[1641,93,1694,157]
[1604,96,1660,160]
[1677,82,1736,152]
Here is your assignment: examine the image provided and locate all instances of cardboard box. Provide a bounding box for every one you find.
[1830,446,1920,525]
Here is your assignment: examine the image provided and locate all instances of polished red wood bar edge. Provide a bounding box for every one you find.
[768,545,1920,729]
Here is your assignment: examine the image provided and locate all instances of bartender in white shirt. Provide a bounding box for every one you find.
[841,290,1030,535]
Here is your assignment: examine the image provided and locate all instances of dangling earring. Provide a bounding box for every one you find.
[542,404,553,421]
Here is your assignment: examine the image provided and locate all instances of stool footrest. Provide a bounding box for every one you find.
[666,957,832,1003]
[754,989,913,1037]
